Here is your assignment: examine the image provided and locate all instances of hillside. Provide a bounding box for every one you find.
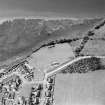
[80,20,105,56]
[0,17,103,65]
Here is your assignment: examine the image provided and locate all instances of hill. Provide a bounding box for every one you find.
[0,17,103,65]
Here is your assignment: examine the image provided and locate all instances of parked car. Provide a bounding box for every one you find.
[46,85,53,91]
[47,78,54,84]
[45,91,52,98]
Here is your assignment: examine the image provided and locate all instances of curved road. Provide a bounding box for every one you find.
[42,55,105,105]
[45,55,105,78]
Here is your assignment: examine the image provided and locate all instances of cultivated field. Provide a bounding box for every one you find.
[54,70,105,105]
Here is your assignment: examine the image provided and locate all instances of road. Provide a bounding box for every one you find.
[45,55,105,78]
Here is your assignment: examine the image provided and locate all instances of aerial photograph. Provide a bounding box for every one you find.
[0,0,104,105]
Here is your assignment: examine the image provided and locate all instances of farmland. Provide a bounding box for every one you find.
[0,17,104,105]
[54,70,105,105]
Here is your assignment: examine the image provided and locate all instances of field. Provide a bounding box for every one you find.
[54,70,105,105]
[27,43,75,73]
